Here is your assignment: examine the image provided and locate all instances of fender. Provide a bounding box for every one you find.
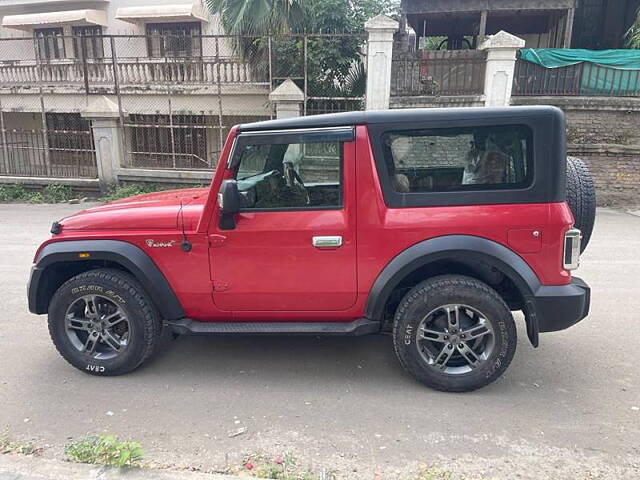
[364,235,544,344]
[28,239,185,320]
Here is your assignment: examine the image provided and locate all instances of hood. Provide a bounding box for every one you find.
[59,187,209,232]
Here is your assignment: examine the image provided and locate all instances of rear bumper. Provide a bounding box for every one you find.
[531,276,590,333]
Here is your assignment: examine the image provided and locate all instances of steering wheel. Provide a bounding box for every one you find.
[283,161,310,205]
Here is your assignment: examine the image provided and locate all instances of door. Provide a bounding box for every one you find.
[210,127,358,312]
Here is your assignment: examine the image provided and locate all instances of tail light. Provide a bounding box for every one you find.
[563,228,581,270]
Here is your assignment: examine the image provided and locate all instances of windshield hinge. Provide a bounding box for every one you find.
[209,234,226,248]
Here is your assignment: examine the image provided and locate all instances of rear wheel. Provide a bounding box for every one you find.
[48,269,163,376]
[393,275,516,392]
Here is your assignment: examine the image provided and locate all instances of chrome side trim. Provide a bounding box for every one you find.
[312,236,343,248]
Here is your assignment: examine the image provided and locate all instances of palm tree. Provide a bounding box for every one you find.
[205,0,396,105]
[205,0,304,36]
[626,7,640,48]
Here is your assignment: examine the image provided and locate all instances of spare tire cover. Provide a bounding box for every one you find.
[566,156,596,253]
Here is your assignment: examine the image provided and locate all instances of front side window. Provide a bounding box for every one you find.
[233,138,343,210]
[382,125,532,193]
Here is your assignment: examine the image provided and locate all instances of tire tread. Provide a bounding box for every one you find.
[392,274,516,392]
[48,268,162,376]
[566,156,596,252]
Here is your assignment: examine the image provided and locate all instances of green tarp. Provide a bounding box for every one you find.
[520,48,640,70]
[519,48,640,95]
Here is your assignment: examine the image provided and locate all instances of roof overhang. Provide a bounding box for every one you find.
[409,9,564,37]
[2,9,107,31]
[405,0,576,15]
[115,3,208,24]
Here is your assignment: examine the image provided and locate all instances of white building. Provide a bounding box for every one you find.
[0,0,272,174]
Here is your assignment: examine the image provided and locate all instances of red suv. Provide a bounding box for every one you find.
[28,106,593,392]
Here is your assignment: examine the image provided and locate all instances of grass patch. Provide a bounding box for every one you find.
[0,432,42,456]
[408,464,490,480]
[227,452,334,480]
[0,184,75,204]
[99,183,166,202]
[411,465,454,480]
[65,434,143,468]
[0,182,204,203]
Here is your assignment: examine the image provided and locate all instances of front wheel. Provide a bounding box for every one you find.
[393,275,516,392]
[48,268,163,376]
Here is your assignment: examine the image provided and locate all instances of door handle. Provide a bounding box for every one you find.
[312,236,343,249]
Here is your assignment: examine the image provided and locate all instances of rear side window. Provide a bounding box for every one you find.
[381,125,532,193]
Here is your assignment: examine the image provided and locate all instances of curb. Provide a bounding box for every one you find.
[0,455,242,480]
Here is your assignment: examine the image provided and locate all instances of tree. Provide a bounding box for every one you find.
[205,0,305,36]
[206,0,400,99]
[627,8,640,48]
[206,0,399,36]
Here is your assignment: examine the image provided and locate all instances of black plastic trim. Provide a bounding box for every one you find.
[238,206,343,213]
[28,240,185,320]
[365,235,590,347]
[532,276,590,333]
[230,127,354,170]
[367,108,566,207]
[237,106,566,208]
[27,266,45,314]
[236,126,355,144]
[365,235,540,321]
[169,317,380,336]
[238,106,556,132]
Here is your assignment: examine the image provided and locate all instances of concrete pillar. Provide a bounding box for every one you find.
[81,96,126,192]
[365,15,399,110]
[564,8,575,48]
[479,31,526,107]
[269,79,305,119]
[478,10,488,40]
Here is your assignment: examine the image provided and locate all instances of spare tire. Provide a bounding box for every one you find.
[566,156,596,252]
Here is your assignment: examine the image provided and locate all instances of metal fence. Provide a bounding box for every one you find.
[512,59,640,97]
[0,127,97,178]
[391,50,487,97]
[0,35,267,89]
[0,33,366,176]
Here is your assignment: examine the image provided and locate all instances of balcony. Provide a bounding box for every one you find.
[0,34,270,94]
[0,57,263,90]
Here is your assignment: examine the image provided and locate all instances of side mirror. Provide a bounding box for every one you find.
[218,180,240,230]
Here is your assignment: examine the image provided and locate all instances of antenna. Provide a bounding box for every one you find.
[178,201,192,252]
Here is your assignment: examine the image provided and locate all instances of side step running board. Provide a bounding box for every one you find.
[168,318,381,336]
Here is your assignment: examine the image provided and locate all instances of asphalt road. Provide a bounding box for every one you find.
[1,204,639,479]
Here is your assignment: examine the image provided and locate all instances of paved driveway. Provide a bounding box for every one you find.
[0,204,639,479]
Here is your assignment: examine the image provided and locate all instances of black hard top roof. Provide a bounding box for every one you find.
[237,106,563,132]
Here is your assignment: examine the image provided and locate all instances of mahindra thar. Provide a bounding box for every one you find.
[28,106,594,392]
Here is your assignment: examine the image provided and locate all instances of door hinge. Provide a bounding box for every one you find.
[213,281,229,292]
